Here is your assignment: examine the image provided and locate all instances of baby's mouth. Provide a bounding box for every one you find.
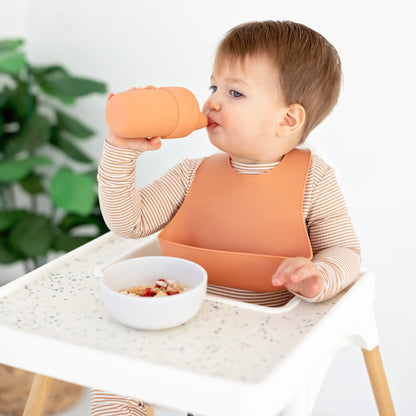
[207,117,219,128]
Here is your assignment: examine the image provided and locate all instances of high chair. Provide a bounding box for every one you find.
[0,233,394,416]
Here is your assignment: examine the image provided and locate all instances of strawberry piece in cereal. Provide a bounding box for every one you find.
[119,278,189,297]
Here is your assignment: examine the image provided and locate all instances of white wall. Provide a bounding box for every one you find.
[1,1,415,414]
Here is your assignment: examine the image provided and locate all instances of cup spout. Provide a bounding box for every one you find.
[196,112,208,130]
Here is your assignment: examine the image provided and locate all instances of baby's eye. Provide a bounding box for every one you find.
[230,90,243,98]
[209,85,217,93]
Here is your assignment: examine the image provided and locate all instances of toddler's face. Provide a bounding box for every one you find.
[202,54,298,163]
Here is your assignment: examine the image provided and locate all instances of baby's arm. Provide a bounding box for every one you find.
[273,156,361,301]
[98,132,202,238]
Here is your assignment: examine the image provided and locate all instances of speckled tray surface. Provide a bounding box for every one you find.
[0,232,340,385]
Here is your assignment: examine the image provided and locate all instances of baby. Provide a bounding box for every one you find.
[92,20,361,415]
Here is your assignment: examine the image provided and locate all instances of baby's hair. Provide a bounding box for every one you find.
[215,20,342,142]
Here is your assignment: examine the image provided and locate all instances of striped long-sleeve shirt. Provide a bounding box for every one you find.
[98,140,361,304]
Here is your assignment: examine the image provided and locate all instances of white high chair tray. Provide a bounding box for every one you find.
[0,232,375,416]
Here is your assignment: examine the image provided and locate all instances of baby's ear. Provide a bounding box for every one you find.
[276,104,305,137]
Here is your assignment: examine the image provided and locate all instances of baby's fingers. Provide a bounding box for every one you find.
[285,273,322,298]
[146,136,162,150]
[272,258,307,286]
[129,136,161,152]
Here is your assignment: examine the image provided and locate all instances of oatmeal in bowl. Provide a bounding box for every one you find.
[98,256,207,330]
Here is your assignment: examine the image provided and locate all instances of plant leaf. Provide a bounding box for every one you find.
[0,82,35,122]
[0,90,8,108]
[39,72,107,100]
[59,211,108,235]
[0,39,24,51]
[56,110,94,138]
[0,209,29,231]
[19,173,45,194]
[0,155,53,183]
[8,215,54,258]
[30,65,68,79]
[51,133,93,163]
[0,237,23,264]
[5,113,51,157]
[0,50,26,74]
[51,167,96,215]
[0,215,15,231]
[53,232,93,252]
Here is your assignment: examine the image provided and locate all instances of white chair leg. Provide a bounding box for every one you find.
[282,302,380,416]
[282,357,331,416]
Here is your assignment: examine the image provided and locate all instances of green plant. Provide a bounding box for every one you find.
[0,39,108,273]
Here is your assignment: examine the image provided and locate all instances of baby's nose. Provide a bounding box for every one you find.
[204,96,221,113]
[210,102,221,111]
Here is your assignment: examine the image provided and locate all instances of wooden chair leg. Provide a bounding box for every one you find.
[362,346,395,416]
[145,406,154,416]
[23,373,54,416]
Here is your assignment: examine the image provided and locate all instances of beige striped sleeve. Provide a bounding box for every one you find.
[97,140,203,238]
[90,389,150,415]
[301,155,362,302]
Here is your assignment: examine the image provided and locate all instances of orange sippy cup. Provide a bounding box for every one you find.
[105,86,208,139]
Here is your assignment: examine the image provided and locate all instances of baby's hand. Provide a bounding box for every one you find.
[106,129,161,152]
[271,257,323,298]
[105,93,161,152]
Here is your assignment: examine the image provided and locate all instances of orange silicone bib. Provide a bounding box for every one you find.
[158,149,313,292]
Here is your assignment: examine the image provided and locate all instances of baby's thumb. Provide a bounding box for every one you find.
[148,136,162,150]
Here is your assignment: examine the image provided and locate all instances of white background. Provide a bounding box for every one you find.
[1,1,415,415]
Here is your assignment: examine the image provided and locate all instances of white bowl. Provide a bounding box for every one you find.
[99,256,207,330]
